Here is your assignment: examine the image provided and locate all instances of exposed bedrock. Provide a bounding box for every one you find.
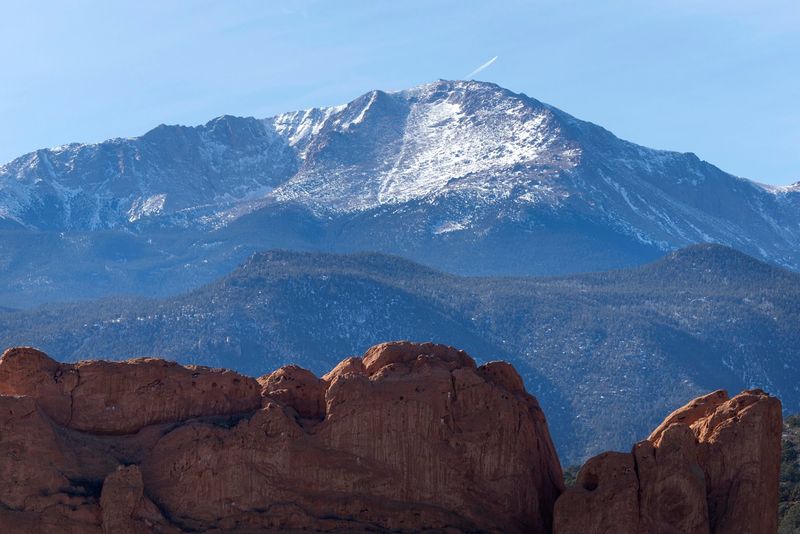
[0,343,781,533]
[554,389,782,534]
[0,342,563,533]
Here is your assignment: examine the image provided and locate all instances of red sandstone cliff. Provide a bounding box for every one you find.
[0,342,563,533]
[554,389,782,534]
[0,343,782,533]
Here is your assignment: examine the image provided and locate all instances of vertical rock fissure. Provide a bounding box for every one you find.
[65,369,81,427]
[632,442,644,528]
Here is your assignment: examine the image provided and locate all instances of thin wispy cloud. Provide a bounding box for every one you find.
[465,56,498,79]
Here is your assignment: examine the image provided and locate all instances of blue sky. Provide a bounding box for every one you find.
[1,0,798,184]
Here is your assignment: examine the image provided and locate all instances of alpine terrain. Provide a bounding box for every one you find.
[1,80,799,307]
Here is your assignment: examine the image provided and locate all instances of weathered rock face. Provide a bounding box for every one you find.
[554,389,782,534]
[0,347,262,433]
[99,465,177,534]
[143,341,565,532]
[0,343,782,533]
[0,342,564,533]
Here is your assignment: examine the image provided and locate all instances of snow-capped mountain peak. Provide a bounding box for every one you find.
[1,79,799,274]
[270,80,580,211]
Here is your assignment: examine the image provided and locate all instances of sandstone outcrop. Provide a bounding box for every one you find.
[100,465,177,534]
[554,389,782,534]
[0,347,262,433]
[0,342,564,533]
[0,343,782,533]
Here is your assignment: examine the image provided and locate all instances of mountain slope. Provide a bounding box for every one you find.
[1,244,798,463]
[1,81,799,306]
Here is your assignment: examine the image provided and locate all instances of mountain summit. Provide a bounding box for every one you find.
[1,80,799,304]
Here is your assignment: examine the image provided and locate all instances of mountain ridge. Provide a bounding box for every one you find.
[1,243,798,463]
[1,79,799,306]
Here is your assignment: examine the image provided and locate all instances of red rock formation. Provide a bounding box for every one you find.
[0,347,261,433]
[0,343,782,533]
[100,465,177,534]
[0,342,564,533]
[554,389,782,534]
[258,364,326,420]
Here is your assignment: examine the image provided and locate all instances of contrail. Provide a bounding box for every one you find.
[465,56,498,79]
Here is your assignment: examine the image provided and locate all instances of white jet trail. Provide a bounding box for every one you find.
[465,56,498,79]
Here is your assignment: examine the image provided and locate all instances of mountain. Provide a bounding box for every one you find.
[1,80,800,306]
[1,244,798,463]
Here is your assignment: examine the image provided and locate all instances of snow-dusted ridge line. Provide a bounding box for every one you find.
[760,180,800,193]
[0,79,798,272]
[0,79,774,197]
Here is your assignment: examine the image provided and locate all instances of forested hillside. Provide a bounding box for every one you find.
[1,244,797,462]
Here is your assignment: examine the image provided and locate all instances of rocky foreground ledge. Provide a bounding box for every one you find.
[0,342,781,533]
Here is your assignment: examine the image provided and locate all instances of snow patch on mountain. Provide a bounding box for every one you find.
[268,105,344,156]
[769,181,800,194]
[128,194,167,222]
[342,91,378,129]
